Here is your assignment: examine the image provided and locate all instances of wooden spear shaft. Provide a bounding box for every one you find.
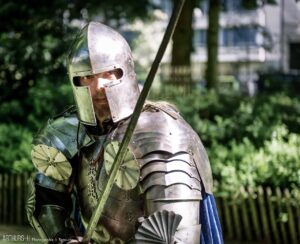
[84,0,186,241]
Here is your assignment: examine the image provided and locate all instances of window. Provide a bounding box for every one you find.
[221,27,257,47]
[194,29,207,47]
[194,26,258,48]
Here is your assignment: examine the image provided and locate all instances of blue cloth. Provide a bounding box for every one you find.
[200,193,224,244]
[74,203,85,235]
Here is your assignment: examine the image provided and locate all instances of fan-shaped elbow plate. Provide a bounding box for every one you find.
[104,141,140,190]
[26,177,36,228]
[31,144,72,181]
[135,210,182,243]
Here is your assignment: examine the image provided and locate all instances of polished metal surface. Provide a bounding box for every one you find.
[145,200,200,228]
[139,152,193,168]
[115,103,213,194]
[142,171,201,193]
[35,173,69,192]
[145,184,202,200]
[37,205,72,239]
[73,86,96,126]
[140,159,199,181]
[112,104,209,243]
[31,103,214,243]
[33,112,93,159]
[76,136,143,242]
[67,22,140,125]
[134,210,182,243]
[175,225,201,243]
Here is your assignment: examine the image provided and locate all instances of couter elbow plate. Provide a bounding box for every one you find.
[31,144,72,181]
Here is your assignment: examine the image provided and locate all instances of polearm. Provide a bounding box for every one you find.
[83,0,186,241]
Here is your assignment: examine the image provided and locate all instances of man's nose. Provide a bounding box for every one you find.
[95,78,106,92]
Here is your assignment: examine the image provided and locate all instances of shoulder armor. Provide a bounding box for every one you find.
[115,107,213,194]
[31,108,93,181]
[33,109,93,159]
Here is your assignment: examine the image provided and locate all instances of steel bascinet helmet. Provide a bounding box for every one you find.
[67,22,140,126]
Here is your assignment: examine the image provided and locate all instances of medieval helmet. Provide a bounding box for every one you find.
[67,22,140,126]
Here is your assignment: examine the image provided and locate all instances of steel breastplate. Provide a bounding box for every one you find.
[75,135,143,243]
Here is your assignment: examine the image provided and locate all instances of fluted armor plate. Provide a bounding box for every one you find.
[104,141,140,190]
[31,144,72,181]
[135,210,182,243]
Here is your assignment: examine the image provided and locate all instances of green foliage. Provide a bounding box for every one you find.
[0,0,154,173]
[151,86,300,192]
[210,126,300,194]
[0,0,154,125]
[26,78,73,130]
[0,124,33,173]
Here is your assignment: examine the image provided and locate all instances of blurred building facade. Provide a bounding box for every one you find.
[148,0,300,92]
[191,0,300,92]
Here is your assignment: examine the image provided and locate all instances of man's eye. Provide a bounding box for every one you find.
[104,72,112,77]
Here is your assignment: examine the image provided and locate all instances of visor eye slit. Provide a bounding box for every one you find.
[74,67,124,87]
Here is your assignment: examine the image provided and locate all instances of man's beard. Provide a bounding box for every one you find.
[94,103,111,122]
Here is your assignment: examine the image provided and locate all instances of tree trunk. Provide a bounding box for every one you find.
[171,0,196,84]
[206,0,220,90]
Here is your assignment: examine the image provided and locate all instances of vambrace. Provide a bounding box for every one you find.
[27,173,80,242]
[37,205,77,241]
[138,152,202,243]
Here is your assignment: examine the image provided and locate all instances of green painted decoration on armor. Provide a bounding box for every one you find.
[104,141,140,190]
[31,144,72,181]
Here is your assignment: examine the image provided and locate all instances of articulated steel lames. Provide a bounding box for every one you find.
[115,104,213,194]
[33,112,93,159]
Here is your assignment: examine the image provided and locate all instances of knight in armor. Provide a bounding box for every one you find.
[27,22,223,243]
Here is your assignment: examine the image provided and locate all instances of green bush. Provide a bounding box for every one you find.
[0,123,33,173]
[0,78,73,173]
[210,126,300,194]
[151,86,300,192]
[2,80,300,193]
[26,78,73,130]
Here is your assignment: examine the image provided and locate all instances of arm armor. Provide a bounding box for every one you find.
[26,173,80,242]
[115,103,213,243]
[33,109,93,160]
[29,108,92,241]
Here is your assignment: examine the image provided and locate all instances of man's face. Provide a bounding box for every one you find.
[79,70,118,123]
